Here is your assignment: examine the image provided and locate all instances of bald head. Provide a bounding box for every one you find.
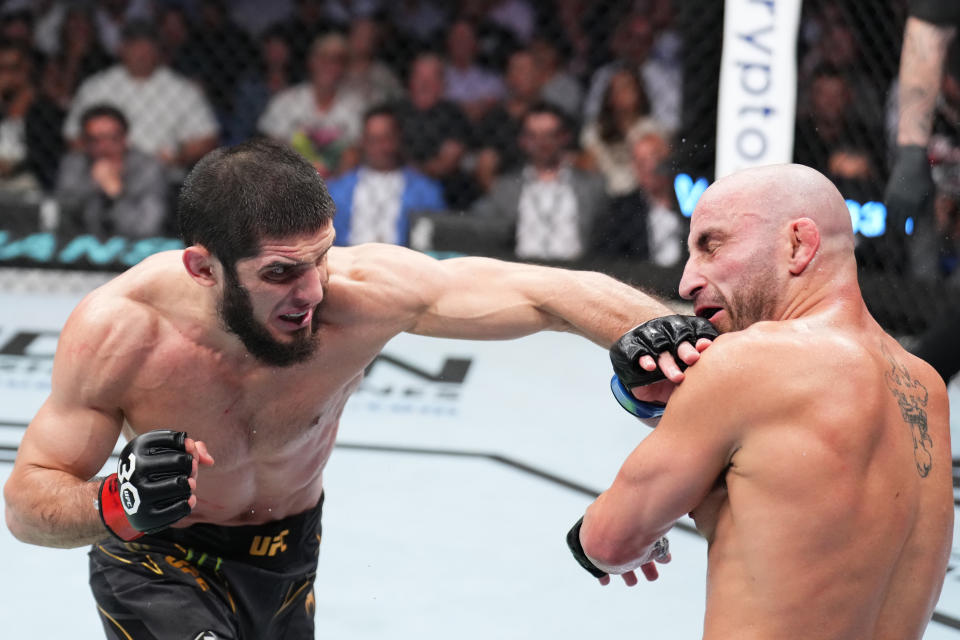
[699,164,854,252]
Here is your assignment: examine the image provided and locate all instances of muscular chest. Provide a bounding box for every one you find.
[116,332,367,466]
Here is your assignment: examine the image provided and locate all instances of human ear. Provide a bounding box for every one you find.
[787,218,820,275]
[182,246,219,287]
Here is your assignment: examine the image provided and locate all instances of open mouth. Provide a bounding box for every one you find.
[696,307,722,321]
[278,309,311,328]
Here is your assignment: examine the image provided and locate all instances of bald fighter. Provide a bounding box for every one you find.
[567,164,954,639]
[3,138,706,640]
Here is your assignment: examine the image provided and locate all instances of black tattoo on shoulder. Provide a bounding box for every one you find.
[881,344,932,478]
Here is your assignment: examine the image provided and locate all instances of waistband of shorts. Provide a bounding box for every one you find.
[140,493,324,571]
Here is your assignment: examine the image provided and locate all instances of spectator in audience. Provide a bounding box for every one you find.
[799,19,883,130]
[392,52,479,209]
[228,0,296,37]
[549,0,592,78]
[593,129,683,266]
[584,12,682,133]
[41,6,112,110]
[318,0,384,30]
[173,0,257,138]
[631,130,684,267]
[471,102,607,262]
[93,0,153,56]
[258,32,365,178]
[31,0,149,59]
[483,0,536,44]
[1,8,49,82]
[529,33,583,118]
[227,25,295,146]
[342,17,404,108]
[794,63,883,181]
[443,19,505,122]
[455,0,524,72]
[387,0,447,45]
[580,66,663,196]
[56,104,168,238]
[63,21,219,176]
[826,143,883,204]
[327,105,445,246]
[156,5,191,68]
[474,48,544,192]
[0,37,63,193]
[276,0,335,82]
[387,0,448,49]
[0,9,37,52]
[0,35,36,192]
[456,0,536,47]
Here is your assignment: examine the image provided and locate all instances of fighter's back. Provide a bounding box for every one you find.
[695,319,953,640]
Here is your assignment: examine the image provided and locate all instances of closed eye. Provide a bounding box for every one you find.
[695,230,726,255]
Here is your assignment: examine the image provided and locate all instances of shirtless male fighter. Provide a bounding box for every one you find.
[567,164,954,639]
[3,138,707,639]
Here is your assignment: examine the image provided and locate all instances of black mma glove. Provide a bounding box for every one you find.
[610,314,718,387]
[884,144,934,236]
[98,430,194,541]
[566,517,608,579]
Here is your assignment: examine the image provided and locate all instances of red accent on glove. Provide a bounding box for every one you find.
[98,474,144,541]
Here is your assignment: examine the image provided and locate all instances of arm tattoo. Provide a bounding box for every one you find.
[896,18,955,146]
[881,344,932,477]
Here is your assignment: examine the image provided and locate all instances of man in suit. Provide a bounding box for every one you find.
[471,102,607,261]
[327,104,445,246]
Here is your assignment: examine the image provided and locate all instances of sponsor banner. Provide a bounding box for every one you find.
[716,0,803,178]
[0,229,183,271]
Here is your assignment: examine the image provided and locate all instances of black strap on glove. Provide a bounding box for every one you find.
[610,314,718,387]
[566,517,608,579]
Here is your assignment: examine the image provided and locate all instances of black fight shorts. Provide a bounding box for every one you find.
[89,494,323,640]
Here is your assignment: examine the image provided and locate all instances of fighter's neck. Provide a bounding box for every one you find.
[776,277,870,329]
[144,258,260,369]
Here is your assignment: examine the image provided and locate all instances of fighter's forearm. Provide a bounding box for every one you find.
[897,17,956,146]
[4,468,108,548]
[580,490,675,573]
[412,257,675,344]
[535,268,675,348]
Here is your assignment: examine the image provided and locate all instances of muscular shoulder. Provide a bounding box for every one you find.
[54,257,178,403]
[672,321,873,419]
[60,286,157,374]
[326,244,436,323]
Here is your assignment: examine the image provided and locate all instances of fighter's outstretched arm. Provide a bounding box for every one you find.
[350,245,678,348]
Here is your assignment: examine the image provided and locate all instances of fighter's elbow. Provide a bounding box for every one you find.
[4,476,41,545]
[582,516,662,569]
[580,523,635,569]
[3,484,29,543]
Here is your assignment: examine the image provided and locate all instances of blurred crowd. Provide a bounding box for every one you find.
[0,0,956,278]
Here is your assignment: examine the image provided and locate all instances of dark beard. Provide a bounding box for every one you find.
[218,268,319,367]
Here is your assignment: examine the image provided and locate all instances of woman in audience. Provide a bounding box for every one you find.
[41,7,112,110]
[579,66,661,196]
